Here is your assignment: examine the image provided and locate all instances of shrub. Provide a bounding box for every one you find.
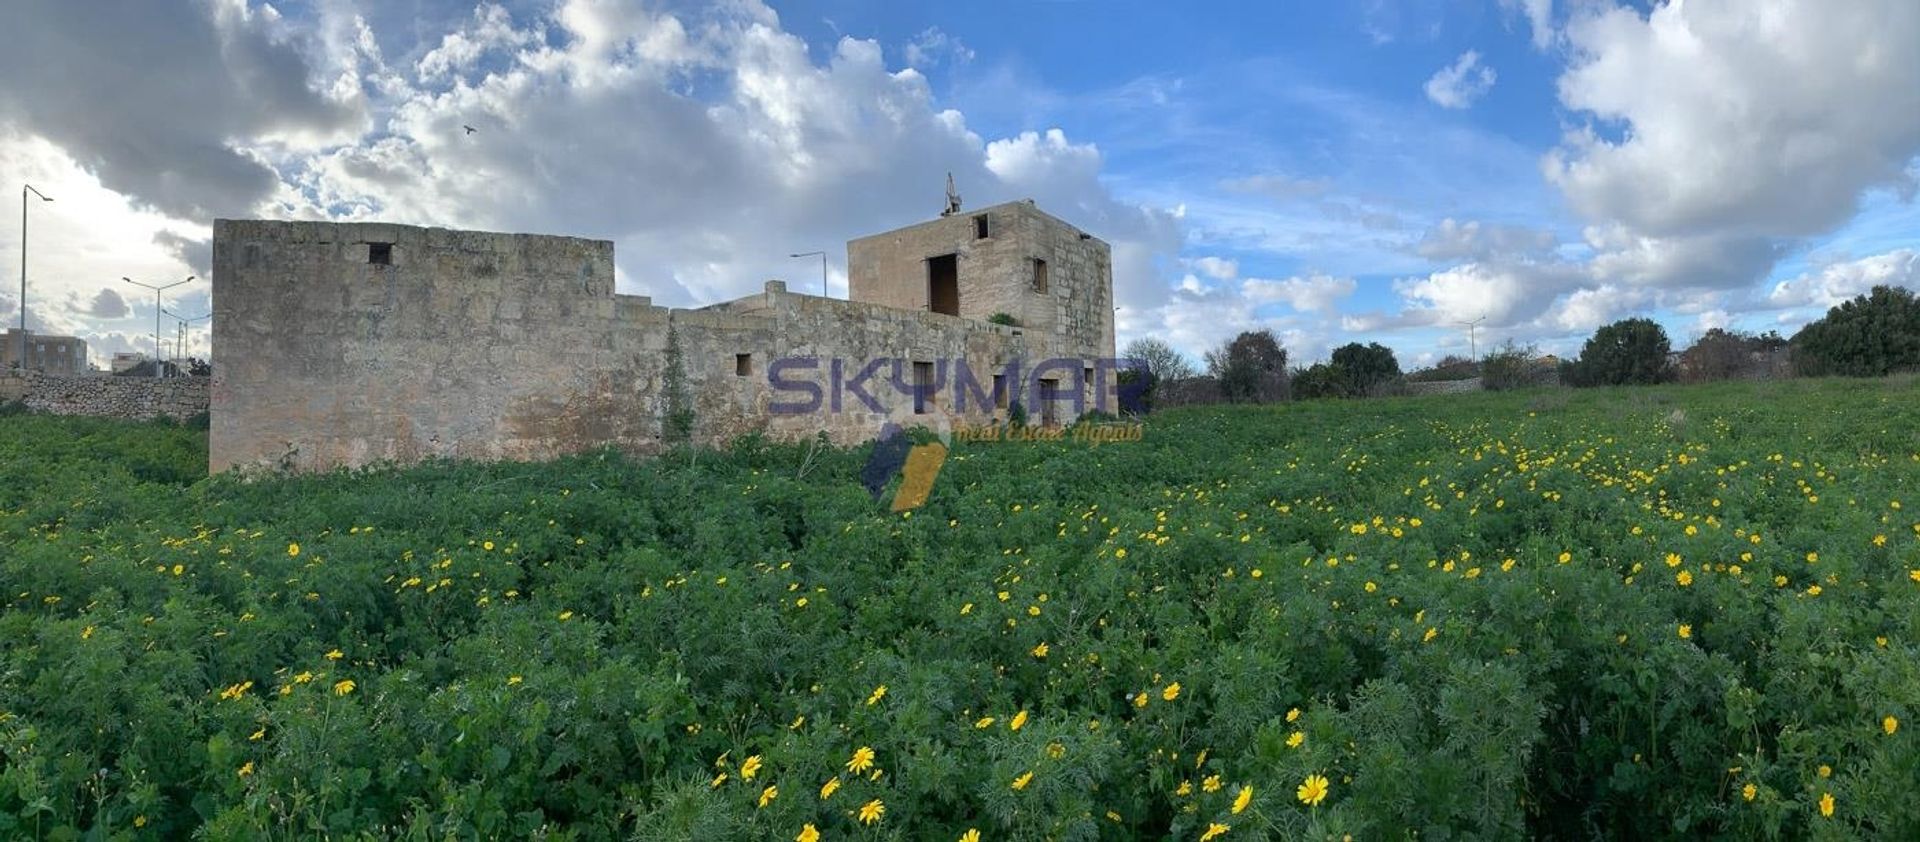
[987,312,1020,327]
[1481,342,1544,391]
[1329,342,1401,395]
[1565,318,1673,387]
[1791,285,1920,376]
[1205,330,1288,403]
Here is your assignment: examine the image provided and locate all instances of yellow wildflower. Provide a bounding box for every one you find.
[741,755,762,780]
[857,799,885,825]
[333,679,355,696]
[1233,785,1253,814]
[1163,682,1181,702]
[1010,710,1029,730]
[797,824,819,842]
[1011,771,1033,791]
[820,777,841,799]
[867,685,887,705]
[759,785,778,808]
[1297,773,1329,807]
[1819,792,1835,817]
[1885,715,1900,735]
[1200,823,1229,841]
[847,746,876,774]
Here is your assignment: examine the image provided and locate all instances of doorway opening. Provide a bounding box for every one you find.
[928,253,959,316]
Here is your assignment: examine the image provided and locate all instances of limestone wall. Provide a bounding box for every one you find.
[1405,377,1483,396]
[9,373,210,420]
[211,215,1119,474]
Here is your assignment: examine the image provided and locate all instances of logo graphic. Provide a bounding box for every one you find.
[861,423,949,512]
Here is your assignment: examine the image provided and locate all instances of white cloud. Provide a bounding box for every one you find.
[904,27,974,69]
[1547,0,1920,240]
[1188,256,1239,281]
[1767,249,1919,308]
[1243,274,1357,314]
[1424,51,1497,109]
[1499,0,1555,50]
[1415,218,1557,260]
[2,0,1193,366]
[1219,174,1333,203]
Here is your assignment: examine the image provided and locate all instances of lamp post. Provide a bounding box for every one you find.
[1458,315,1487,362]
[123,276,194,377]
[163,308,211,371]
[789,251,828,297]
[18,184,52,371]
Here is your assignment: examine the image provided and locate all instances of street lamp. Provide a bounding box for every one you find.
[789,251,828,297]
[17,184,52,371]
[163,308,212,370]
[123,276,194,378]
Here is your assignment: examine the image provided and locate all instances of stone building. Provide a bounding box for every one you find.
[210,200,1117,473]
[2,329,89,375]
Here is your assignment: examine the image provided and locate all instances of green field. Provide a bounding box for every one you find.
[3,380,1919,840]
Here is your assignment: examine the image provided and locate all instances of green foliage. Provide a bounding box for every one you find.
[662,324,696,444]
[1290,362,1350,400]
[1791,285,1920,377]
[1329,342,1400,395]
[1205,330,1288,403]
[987,312,1021,327]
[5,379,1920,839]
[1566,317,1674,387]
[1480,341,1543,391]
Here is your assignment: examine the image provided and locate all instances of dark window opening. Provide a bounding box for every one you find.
[913,361,936,414]
[993,374,1008,409]
[368,242,393,265]
[973,214,990,239]
[1032,258,1048,293]
[928,253,959,316]
[1084,366,1094,387]
[735,353,753,376]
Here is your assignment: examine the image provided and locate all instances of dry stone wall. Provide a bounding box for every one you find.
[7,373,210,420]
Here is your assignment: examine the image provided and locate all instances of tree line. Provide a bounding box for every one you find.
[1120,285,1920,408]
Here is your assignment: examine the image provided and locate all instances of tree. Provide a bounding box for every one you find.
[1791,286,1920,377]
[1206,330,1288,402]
[1480,341,1542,391]
[1120,336,1197,412]
[1566,318,1672,387]
[1328,342,1401,395]
[1290,363,1348,400]
[1679,329,1786,382]
[1122,337,1198,383]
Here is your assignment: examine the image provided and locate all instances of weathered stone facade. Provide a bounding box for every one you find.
[211,202,1116,473]
[3,372,209,420]
[3,328,89,374]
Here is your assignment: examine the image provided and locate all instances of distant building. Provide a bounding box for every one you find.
[111,352,148,374]
[2,329,88,375]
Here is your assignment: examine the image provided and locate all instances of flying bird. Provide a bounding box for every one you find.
[462,125,477,135]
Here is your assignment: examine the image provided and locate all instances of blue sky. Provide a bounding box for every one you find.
[3,0,1917,368]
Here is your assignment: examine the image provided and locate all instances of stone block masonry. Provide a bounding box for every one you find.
[7,372,211,421]
[211,203,1116,474]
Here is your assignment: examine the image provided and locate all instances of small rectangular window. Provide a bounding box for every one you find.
[993,374,1008,409]
[735,353,753,376]
[1032,258,1048,293]
[1084,366,1094,387]
[973,214,990,239]
[913,361,935,414]
[368,242,393,265]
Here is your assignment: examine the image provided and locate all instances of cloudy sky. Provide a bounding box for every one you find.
[3,0,1919,369]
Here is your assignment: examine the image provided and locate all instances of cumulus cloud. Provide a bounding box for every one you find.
[84,289,132,320]
[0,0,367,220]
[1243,274,1357,314]
[1415,218,1557,261]
[1188,256,1238,281]
[1546,0,1920,240]
[1424,51,1497,109]
[1767,249,1920,309]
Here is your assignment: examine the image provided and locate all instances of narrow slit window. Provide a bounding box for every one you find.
[735,353,753,376]
[368,242,393,265]
[1084,366,1094,387]
[973,214,990,239]
[913,361,935,414]
[993,374,1008,409]
[1031,258,1048,293]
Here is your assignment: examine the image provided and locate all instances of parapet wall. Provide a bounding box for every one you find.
[7,373,210,421]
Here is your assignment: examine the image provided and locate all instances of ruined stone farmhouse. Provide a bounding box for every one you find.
[210,199,1116,473]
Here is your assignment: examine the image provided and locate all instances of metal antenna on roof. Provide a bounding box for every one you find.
[942,172,962,216]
